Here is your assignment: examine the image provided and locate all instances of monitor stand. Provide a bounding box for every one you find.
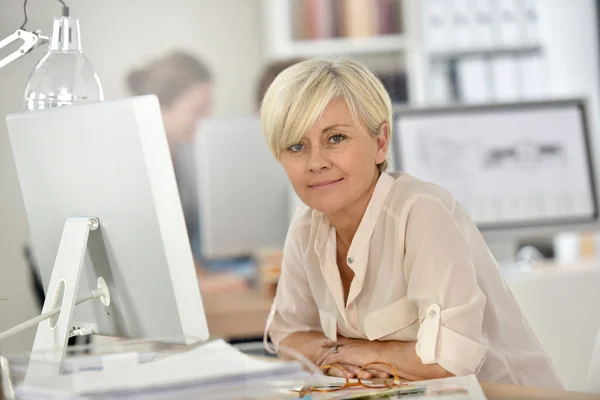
[26,217,103,381]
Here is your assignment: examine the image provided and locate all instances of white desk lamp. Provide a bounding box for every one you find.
[0,0,106,377]
[0,0,103,110]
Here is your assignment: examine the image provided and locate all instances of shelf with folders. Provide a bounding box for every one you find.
[262,0,552,106]
[261,0,414,103]
[427,52,549,105]
[428,44,542,62]
[422,0,543,56]
[262,0,406,60]
[421,0,548,105]
[271,34,407,59]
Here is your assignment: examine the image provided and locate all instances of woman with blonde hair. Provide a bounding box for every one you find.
[262,58,562,387]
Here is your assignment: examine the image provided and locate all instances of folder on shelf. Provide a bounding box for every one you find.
[471,0,495,49]
[457,56,492,103]
[430,61,453,104]
[376,0,402,35]
[304,0,335,39]
[518,54,547,99]
[520,0,540,44]
[291,0,306,40]
[490,55,519,101]
[452,0,473,50]
[423,0,454,51]
[341,0,376,38]
[494,0,522,46]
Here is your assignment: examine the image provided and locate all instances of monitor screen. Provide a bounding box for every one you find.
[194,117,290,259]
[393,100,598,231]
[6,96,209,344]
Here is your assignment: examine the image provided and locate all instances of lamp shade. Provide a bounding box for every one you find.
[23,16,103,110]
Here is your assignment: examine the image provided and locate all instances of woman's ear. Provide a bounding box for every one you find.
[375,122,390,165]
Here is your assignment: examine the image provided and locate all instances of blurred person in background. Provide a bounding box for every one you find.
[126,51,249,294]
[255,58,305,110]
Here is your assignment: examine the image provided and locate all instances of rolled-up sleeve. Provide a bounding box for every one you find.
[268,223,321,347]
[403,196,488,376]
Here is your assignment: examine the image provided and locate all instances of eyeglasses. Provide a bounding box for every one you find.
[301,362,402,394]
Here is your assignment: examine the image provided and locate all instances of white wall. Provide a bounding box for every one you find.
[540,0,600,106]
[0,0,264,353]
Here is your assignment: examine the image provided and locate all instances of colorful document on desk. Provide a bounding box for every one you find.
[313,375,487,400]
[16,339,308,399]
[414,375,487,399]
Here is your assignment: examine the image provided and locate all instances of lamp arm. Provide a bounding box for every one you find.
[0,29,48,69]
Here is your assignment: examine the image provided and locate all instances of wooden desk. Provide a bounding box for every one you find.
[481,382,600,399]
[203,290,272,340]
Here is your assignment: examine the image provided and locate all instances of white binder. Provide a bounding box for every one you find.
[457,57,492,103]
[452,0,472,50]
[424,0,455,51]
[520,0,540,44]
[494,0,521,46]
[490,56,519,101]
[519,54,547,99]
[470,0,495,49]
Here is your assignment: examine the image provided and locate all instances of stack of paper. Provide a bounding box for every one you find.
[15,340,307,399]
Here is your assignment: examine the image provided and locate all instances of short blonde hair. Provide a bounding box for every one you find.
[260,58,393,172]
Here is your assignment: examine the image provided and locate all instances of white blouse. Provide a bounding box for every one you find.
[269,172,562,388]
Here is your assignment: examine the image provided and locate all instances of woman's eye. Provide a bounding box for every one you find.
[288,143,305,152]
[329,134,346,144]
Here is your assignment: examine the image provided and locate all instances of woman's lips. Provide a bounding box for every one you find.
[308,178,344,189]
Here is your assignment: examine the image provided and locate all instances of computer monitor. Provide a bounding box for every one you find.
[5,96,209,353]
[391,98,599,254]
[194,117,290,259]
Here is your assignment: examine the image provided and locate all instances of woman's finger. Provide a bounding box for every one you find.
[363,368,390,379]
[341,363,363,379]
[373,370,390,379]
[317,344,348,366]
[316,348,337,366]
[319,353,340,367]
[325,365,353,379]
[362,366,391,379]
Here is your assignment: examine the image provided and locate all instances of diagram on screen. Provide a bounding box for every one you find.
[483,141,566,169]
[416,131,483,175]
[397,106,594,226]
[416,131,567,172]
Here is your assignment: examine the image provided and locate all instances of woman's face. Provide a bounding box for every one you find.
[162,82,213,144]
[279,98,389,216]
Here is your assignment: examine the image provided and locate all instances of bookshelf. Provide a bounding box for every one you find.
[428,44,542,62]
[261,0,552,106]
[261,0,419,103]
[268,34,407,58]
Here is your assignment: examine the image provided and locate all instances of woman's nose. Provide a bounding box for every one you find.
[308,147,332,172]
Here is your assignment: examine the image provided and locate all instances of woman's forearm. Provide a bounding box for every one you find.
[278,331,326,363]
[380,341,453,381]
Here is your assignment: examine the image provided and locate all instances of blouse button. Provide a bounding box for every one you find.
[347,256,354,264]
